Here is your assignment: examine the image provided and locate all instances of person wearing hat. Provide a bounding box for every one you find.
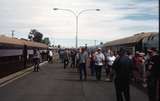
[146,47,160,101]
[94,48,105,80]
[132,52,139,82]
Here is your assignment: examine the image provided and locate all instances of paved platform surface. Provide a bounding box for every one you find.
[0,63,148,101]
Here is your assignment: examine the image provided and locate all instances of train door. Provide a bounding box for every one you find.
[23,45,27,68]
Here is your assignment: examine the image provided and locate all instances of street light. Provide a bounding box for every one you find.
[53,8,100,48]
[11,30,15,38]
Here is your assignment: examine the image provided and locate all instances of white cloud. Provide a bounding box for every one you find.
[0,0,158,47]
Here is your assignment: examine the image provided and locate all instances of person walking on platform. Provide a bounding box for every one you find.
[113,48,132,101]
[63,48,70,69]
[89,51,96,76]
[79,47,88,80]
[33,49,41,72]
[146,48,160,101]
[103,49,111,81]
[75,48,80,72]
[48,50,53,63]
[70,50,76,68]
[105,51,116,82]
[95,48,105,80]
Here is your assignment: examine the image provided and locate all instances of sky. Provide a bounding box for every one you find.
[0,0,159,47]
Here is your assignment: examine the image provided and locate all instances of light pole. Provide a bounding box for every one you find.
[11,30,15,38]
[53,8,100,48]
[94,40,97,47]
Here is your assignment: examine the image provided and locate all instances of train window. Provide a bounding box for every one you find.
[150,36,154,40]
[147,36,152,41]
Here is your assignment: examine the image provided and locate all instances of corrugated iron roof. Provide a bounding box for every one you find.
[24,41,48,48]
[104,32,158,47]
[0,35,24,45]
[0,35,48,48]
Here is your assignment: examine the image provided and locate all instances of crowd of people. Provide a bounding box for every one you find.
[39,47,159,101]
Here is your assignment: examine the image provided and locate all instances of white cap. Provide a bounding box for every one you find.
[97,48,102,50]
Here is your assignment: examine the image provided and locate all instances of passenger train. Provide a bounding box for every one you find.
[142,33,159,52]
[0,35,48,78]
[103,32,159,54]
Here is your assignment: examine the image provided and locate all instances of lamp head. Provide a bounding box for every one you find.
[53,8,58,10]
[96,9,100,11]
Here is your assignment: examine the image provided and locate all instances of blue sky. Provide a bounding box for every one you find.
[0,0,158,47]
[123,14,158,20]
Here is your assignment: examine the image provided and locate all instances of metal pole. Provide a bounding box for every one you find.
[11,30,15,38]
[76,16,78,48]
[94,40,96,47]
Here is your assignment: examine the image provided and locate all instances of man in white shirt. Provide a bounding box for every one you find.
[106,52,116,81]
[48,50,53,63]
[95,48,105,80]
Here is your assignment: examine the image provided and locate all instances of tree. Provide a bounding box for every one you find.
[42,37,50,45]
[58,45,61,48]
[28,29,43,42]
[51,44,54,47]
[100,42,103,45]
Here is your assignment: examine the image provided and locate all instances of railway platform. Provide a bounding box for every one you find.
[0,63,148,101]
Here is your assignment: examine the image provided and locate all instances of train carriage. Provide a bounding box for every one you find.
[103,32,159,54]
[0,35,48,78]
[142,33,159,53]
[23,40,48,67]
